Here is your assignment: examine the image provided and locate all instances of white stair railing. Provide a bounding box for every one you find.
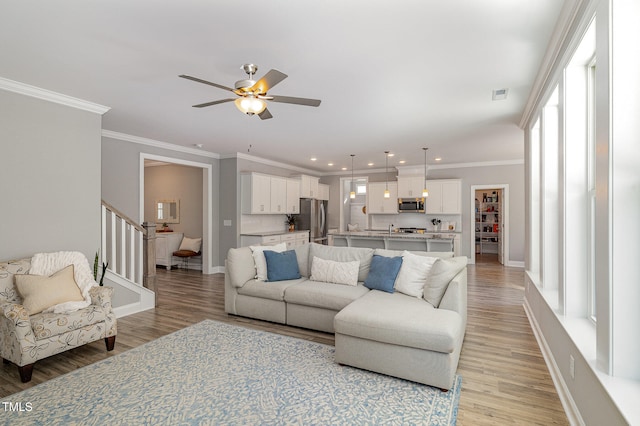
[101,200,155,291]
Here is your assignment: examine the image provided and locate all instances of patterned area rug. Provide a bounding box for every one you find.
[1,320,461,425]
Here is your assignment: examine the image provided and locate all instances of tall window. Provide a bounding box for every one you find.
[587,58,597,322]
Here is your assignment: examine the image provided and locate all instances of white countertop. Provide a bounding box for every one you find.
[331,231,454,241]
[240,230,310,237]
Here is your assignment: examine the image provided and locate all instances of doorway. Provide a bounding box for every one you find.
[469,184,509,265]
[339,177,368,232]
[140,153,214,274]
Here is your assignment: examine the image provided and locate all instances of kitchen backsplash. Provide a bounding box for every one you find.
[369,214,461,232]
[241,214,289,234]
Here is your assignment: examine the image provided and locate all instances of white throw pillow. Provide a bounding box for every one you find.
[423,257,467,307]
[250,243,287,281]
[179,237,202,252]
[394,251,438,298]
[310,256,359,286]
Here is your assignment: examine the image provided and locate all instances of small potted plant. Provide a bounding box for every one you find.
[285,214,297,232]
[431,218,442,231]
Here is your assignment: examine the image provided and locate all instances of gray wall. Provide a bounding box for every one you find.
[101,137,221,266]
[0,90,102,261]
[144,164,203,239]
[219,157,239,262]
[428,164,525,263]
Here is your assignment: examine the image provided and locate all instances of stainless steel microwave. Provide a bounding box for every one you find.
[398,198,425,213]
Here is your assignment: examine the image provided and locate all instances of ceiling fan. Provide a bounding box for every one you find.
[179,64,321,120]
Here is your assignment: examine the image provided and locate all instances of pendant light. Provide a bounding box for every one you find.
[384,151,390,198]
[422,147,429,197]
[349,154,356,199]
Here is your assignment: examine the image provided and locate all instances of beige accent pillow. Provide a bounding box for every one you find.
[14,265,85,315]
[179,237,202,252]
[423,257,467,307]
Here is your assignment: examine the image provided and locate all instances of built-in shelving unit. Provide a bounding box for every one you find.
[475,190,502,256]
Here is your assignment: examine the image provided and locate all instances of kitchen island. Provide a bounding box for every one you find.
[330,230,458,254]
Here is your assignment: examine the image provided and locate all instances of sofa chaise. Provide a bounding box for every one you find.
[225,242,467,390]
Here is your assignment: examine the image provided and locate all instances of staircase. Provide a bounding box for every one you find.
[101,200,156,317]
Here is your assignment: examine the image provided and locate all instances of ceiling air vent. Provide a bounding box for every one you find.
[492,88,509,101]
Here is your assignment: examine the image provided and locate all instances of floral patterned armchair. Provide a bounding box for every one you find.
[0,258,117,382]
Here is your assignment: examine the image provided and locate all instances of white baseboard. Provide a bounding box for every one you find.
[523,299,584,426]
[507,260,525,268]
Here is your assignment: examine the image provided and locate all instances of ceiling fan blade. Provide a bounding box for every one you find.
[249,69,288,95]
[192,98,235,108]
[179,74,235,92]
[258,108,273,120]
[270,95,321,107]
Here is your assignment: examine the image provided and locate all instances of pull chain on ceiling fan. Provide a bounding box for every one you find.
[179,64,321,120]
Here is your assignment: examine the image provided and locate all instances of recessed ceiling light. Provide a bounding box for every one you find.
[388,153,394,157]
[341,167,347,171]
[492,88,509,101]
[310,157,317,161]
[434,157,442,161]
[398,160,406,164]
[328,163,334,166]
[368,162,374,166]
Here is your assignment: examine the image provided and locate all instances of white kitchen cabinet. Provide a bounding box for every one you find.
[155,232,183,270]
[241,173,271,214]
[270,176,287,214]
[318,183,330,201]
[425,179,461,214]
[286,179,301,213]
[397,176,425,198]
[367,182,398,214]
[298,175,319,199]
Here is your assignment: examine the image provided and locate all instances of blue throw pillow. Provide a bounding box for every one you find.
[263,250,301,282]
[364,255,403,293]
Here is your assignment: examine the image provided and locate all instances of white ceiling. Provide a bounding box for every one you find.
[0,0,566,173]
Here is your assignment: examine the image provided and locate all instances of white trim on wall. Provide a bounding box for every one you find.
[140,153,214,275]
[0,77,110,114]
[103,130,220,159]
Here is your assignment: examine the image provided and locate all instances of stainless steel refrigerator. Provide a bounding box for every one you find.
[298,198,328,244]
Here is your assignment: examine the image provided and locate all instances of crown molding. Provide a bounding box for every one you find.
[102,130,220,159]
[0,77,110,114]
[230,152,322,176]
[323,159,524,176]
[519,0,594,128]
[428,159,524,170]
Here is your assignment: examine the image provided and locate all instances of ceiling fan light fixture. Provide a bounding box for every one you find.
[235,96,267,115]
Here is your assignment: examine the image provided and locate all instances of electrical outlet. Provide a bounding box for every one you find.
[569,355,575,379]
[223,220,232,227]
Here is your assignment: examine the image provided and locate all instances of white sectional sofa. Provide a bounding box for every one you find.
[224,242,467,390]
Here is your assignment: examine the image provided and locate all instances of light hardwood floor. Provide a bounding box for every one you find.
[1,255,568,425]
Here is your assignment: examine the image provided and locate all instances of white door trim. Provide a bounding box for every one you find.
[469,184,510,265]
[139,153,214,274]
